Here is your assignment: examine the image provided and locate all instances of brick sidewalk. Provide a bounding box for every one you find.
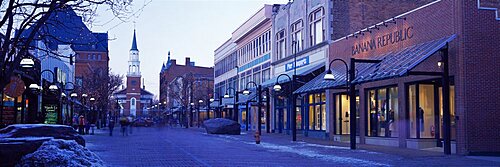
[83,126,500,167]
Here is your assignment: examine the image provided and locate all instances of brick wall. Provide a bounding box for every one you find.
[327,0,500,155]
[456,0,500,155]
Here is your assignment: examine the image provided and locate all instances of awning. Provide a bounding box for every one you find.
[261,62,324,88]
[294,35,456,94]
[237,93,257,104]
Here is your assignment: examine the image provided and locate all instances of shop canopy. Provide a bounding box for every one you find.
[294,35,456,94]
[261,62,324,88]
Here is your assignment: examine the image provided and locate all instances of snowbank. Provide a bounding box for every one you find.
[0,124,85,146]
[16,139,105,167]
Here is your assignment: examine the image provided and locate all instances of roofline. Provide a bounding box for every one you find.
[332,0,442,43]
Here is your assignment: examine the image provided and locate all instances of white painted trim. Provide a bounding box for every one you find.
[478,0,500,20]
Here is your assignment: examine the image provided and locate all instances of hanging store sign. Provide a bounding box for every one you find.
[352,26,414,56]
[4,76,26,98]
[44,105,58,124]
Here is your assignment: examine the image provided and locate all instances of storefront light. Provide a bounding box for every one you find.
[70,93,78,97]
[209,98,215,102]
[323,70,335,80]
[61,92,66,97]
[82,93,88,98]
[198,99,203,103]
[437,60,443,68]
[224,93,230,98]
[90,97,95,101]
[190,102,194,106]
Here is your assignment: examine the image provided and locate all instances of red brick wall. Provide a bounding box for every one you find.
[329,0,500,155]
[331,0,436,40]
[125,76,141,116]
[159,62,214,107]
[455,0,500,155]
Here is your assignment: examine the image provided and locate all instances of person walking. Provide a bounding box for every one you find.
[120,117,128,136]
[78,115,85,135]
[128,116,134,135]
[85,120,91,135]
[108,118,115,136]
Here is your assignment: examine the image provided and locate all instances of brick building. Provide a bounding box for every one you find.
[159,53,214,111]
[295,0,499,155]
[264,0,433,138]
[114,30,153,117]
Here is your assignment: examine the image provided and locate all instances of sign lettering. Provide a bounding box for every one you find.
[352,26,414,56]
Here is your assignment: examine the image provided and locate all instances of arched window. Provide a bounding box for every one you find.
[131,98,136,105]
[309,7,325,46]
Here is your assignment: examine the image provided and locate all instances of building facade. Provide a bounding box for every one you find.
[159,54,214,112]
[266,0,436,138]
[114,30,153,117]
[294,0,500,155]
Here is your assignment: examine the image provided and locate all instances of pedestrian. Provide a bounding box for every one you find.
[85,120,91,135]
[120,117,128,136]
[128,116,134,134]
[109,118,115,136]
[78,115,85,135]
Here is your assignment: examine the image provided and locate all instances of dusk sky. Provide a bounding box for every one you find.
[92,0,289,98]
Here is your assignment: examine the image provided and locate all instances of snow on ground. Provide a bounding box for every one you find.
[242,141,390,166]
[16,139,105,167]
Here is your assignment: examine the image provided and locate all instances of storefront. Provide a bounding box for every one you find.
[294,0,500,155]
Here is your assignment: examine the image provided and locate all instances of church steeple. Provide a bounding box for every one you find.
[131,29,138,51]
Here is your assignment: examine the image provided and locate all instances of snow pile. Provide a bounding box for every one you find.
[16,139,104,167]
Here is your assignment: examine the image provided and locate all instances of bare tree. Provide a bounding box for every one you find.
[0,0,132,96]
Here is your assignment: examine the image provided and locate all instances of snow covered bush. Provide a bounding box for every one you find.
[16,139,104,167]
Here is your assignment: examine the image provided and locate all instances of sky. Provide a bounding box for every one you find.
[91,0,289,98]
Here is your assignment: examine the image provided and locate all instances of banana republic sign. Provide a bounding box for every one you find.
[352,26,414,56]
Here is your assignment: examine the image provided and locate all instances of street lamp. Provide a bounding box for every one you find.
[20,57,35,68]
[273,74,293,138]
[224,87,239,121]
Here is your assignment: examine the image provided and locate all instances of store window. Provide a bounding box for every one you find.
[334,93,360,135]
[309,8,324,46]
[307,92,326,131]
[409,83,454,139]
[367,87,399,137]
[262,68,270,83]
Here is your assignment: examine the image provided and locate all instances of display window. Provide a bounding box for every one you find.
[334,93,360,135]
[305,92,326,131]
[408,82,455,140]
[367,87,399,137]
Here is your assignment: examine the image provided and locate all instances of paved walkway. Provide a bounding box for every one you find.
[83,126,500,167]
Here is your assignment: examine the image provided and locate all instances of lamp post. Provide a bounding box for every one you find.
[209,92,222,118]
[242,81,259,133]
[224,87,240,122]
[198,99,203,127]
[29,69,59,124]
[273,73,295,141]
[324,58,381,149]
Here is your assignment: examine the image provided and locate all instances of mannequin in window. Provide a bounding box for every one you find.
[419,107,424,132]
[387,109,395,137]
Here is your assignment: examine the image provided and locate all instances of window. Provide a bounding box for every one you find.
[262,68,270,83]
[276,30,286,60]
[291,20,303,54]
[367,87,398,137]
[131,98,136,105]
[310,8,324,46]
[307,92,326,130]
[98,54,102,60]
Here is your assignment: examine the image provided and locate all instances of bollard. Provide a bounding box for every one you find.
[255,131,260,144]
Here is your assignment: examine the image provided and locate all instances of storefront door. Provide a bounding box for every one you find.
[408,81,455,147]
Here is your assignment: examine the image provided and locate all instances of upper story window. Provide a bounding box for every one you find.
[309,8,325,46]
[276,30,286,60]
[291,20,303,54]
